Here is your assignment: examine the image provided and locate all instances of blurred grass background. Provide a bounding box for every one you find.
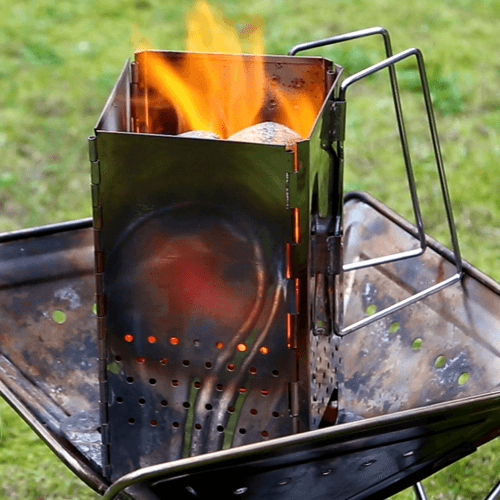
[1,0,499,498]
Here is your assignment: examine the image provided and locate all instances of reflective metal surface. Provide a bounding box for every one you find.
[0,194,499,499]
[340,192,500,419]
[93,51,339,480]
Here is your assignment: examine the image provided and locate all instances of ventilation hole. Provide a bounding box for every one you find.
[365,304,377,316]
[217,425,224,432]
[186,486,197,497]
[183,402,190,408]
[193,339,200,346]
[52,310,66,324]
[249,367,257,374]
[227,363,235,371]
[115,355,122,362]
[435,355,446,368]
[195,423,202,430]
[183,359,190,366]
[128,418,135,425]
[234,487,248,495]
[389,321,400,333]
[411,338,423,350]
[215,341,224,349]
[250,408,257,415]
[272,411,279,418]
[321,469,332,476]
[172,380,179,387]
[116,397,124,404]
[137,357,145,364]
[458,372,470,385]
[124,334,134,342]
[261,389,269,396]
[216,384,224,391]
[173,422,180,428]
[126,377,134,384]
[259,346,269,355]
[194,381,201,388]
[91,303,97,315]
[239,428,246,434]
[205,404,213,411]
[147,335,157,343]
[160,358,167,365]
[261,431,269,437]
[170,336,179,345]
[149,378,157,385]
[161,400,168,407]
[150,420,157,427]
[238,387,246,393]
[237,343,247,352]
[228,406,235,413]
[138,398,146,405]
[272,370,279,377]
[205,362,213,369]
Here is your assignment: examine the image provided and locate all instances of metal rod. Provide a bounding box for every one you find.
[101,391,500,500]
[343,247,424,272]
[339,273,462,336]
[0,217,93,243]
[290,28,427,261]
[337,47,463,335]
[0,379,108,494]
[413,481,428,500]
[339,47,462,276]
[485,480,500,500]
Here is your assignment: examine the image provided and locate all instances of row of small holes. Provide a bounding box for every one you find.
[116,356,277,377]
[53,303,98,324]
[126,418,271,436]
[365,301,471,387]
[116,397,280,419]
[121,377,270,393]
[121,335,269,355]
[128,398,277,418]
[411,339,469,384]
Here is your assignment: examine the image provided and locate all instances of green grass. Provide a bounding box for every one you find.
[1,0,500,498]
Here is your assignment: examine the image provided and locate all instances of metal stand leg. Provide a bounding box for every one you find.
[413,482,427,500]
[485,480,500,500]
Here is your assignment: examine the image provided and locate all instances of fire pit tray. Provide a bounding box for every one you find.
[0,191,498,499]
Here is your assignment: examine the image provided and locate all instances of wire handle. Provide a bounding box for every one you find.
[290,30,463,335]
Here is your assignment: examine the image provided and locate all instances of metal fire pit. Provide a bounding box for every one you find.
[0,28,499,500]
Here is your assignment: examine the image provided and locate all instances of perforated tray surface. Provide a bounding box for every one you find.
[0,193,499,500]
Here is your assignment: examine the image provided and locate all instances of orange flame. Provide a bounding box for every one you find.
[134,0,320,139]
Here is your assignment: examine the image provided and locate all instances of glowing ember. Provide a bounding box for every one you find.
[135,0,320,139]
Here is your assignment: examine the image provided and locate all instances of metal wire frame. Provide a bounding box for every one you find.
[290,29,463,336]
[289,27,428,271]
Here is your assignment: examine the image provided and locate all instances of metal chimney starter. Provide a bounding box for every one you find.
[89,51,342,481]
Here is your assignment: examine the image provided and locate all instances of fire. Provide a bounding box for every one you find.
[134,0,320,139]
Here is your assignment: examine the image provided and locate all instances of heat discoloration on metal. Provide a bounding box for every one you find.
[340,193,500,420]
[95,52,341,480]
[0,226,99,415]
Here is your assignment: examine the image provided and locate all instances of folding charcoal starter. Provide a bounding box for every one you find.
[0,28,499,500]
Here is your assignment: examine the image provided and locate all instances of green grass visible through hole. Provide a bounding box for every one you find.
[365,304,377,316]
[435,355,446,368]
[52,310,66,324]
[388,321,400,333]
[458,372,470,385]
[411,338,423,350]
